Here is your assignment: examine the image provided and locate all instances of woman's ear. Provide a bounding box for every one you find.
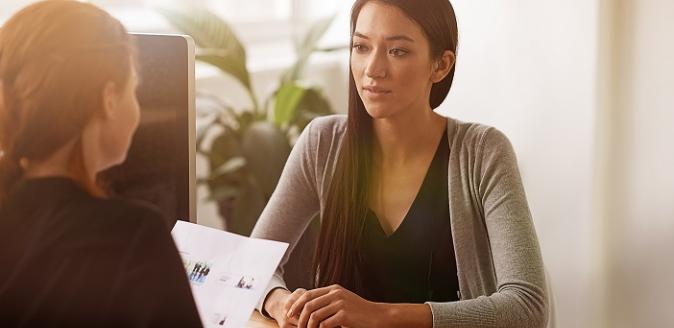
[431,50,456,83]
[101,81,118,119]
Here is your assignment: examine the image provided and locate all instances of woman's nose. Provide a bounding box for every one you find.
[365,53,387,79]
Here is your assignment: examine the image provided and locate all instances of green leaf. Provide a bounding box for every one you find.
[209,156,246,179]
[157,6,338,234]
[156,6,252,90]
[291,87,333,129]
[274,83,307,127]
[296,15,336,57]
[208,130,241,170]
[207,185,241,202]
[196,53,251,91]
[240,122,291,199]
[298,88,332,114]
[285,15,336,82]
[195,115,217,153]
[228,181,266,236]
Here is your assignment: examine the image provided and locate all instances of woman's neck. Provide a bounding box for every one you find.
[22,142,92,181]
[372,107,447,167]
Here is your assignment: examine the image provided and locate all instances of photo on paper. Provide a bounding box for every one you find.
[171,221,289,328]
[210,313,228,326]
[233,276,257,290]
[183,259,214,285]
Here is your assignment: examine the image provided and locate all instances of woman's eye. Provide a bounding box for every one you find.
[352,44,368,52]
[389,48,408,57]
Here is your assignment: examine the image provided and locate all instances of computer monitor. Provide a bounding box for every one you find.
[101,33,196,225]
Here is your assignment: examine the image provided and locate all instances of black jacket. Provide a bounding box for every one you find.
[0,177,202,327]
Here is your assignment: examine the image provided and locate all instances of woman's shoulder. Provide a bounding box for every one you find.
[0,180,171,260]
[446,116,514,154]
[60,194,170,243]
[305,114,347,139]
[2,177,166,232]
[92,197,167,229]
[295,114,347,159]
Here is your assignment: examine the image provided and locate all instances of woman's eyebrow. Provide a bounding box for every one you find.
[353,31,415,43]
[353,31,369,39]
[385,35,415,42]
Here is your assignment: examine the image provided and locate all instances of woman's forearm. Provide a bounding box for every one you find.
[380,303,433,328]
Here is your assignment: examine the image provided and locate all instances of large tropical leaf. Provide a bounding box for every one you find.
[205,129,245,197]
[291,87,333,130]
[284,15,336,82]
[195,115,217,154]
[157,6,339,234]
[157,7,252,91]
[209,157,247,179]
[273,82,308,127]
[228,180,266,236]
[207,184,241,202]
[207,129,241,170]
[196,53,251,96]
[240,121,291,199]
[294,15,336,54]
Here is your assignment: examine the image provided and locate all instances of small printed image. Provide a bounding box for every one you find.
[234,276,256,290]
[211,313,228,326]
[186,260,213,285]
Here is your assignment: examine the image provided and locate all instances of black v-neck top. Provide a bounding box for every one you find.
[358,128,459,303]
[0,177,202,327]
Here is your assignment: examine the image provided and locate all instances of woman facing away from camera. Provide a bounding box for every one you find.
[251,0,549,327]
[0,1,201,326]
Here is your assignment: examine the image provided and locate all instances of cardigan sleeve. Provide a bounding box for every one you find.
[250,119,322,318]
[426,127,548,328]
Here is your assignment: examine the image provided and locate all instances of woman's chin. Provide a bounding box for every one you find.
[364,104,398,120]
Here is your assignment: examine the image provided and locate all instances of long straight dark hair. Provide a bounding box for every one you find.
[313,0,459,290]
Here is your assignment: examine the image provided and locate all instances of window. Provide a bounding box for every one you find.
[1,0,293,31]
[0,0,347,71]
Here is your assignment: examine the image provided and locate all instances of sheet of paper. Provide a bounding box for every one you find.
[171,221,288,328]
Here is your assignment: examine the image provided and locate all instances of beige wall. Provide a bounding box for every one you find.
[439,1,601,327]
[602,0,674,326]
[442,0,674,326]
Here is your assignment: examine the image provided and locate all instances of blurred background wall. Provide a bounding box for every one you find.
[601,0,674,326]
[441,2,599,327]
[2,0,672,327]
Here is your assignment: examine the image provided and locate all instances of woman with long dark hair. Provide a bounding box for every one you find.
[251,0,548,327]
[0,1,201,326]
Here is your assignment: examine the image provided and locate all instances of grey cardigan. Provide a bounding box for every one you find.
[251,115,548,327]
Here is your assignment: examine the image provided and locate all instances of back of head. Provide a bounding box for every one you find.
[0,0,134,206]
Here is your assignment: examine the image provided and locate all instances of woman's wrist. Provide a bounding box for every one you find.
[382,303,433,328]
[263,287,290,319]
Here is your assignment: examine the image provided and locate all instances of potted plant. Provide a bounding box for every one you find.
[158,7,342,236]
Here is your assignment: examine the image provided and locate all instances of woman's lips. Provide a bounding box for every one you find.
[363,86,392,100]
